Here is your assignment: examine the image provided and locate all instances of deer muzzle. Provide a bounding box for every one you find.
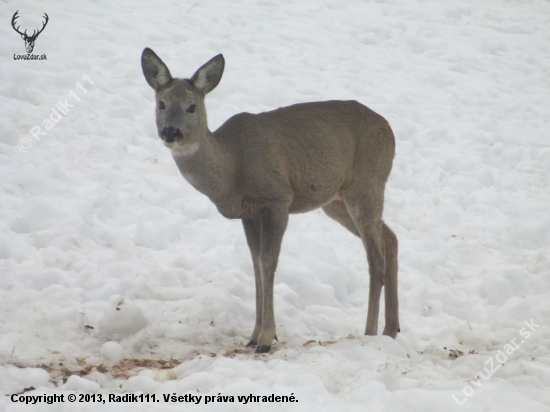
[161,126,183,142]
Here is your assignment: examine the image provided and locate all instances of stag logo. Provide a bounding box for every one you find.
[12,11,49,54]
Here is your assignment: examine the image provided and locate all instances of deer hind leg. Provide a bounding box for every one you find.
[242,217,262,347]
[322,200,360,237]
[381,221,399,338]
[324,195,399,338]
[343,186,397,337]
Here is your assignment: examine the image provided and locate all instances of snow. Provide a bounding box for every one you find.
[63,375,101,392]
[1,0,550,410]
[100,342,124,364]
[99,298,148,338]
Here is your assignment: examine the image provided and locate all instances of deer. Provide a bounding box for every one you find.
[141,48,399,353]
[11,11,49,54]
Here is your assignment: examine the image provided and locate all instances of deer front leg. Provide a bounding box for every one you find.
[242,218,262,346]
[255,207,289,353]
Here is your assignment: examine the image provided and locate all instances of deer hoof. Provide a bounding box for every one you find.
[246,340,257,347]
[255,345,271,354]
[382,327,399,339]
[274,335,278,342]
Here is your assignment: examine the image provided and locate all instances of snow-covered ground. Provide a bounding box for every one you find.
[1,0,550,410]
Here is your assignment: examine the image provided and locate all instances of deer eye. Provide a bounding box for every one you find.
[187,104,196,113]
[158,101,165,110]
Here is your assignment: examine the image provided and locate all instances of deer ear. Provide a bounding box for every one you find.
[190,54,225,95]
[141,48,172,91]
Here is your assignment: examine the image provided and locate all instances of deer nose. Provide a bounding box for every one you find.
[161,126,183,142]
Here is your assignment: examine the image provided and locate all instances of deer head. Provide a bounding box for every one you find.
[141,48,225,152]
[12,11,49,54]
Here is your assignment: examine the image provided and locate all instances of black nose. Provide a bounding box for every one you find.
[161,126,183,142]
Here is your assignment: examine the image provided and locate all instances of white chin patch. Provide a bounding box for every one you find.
[171,142,199,157]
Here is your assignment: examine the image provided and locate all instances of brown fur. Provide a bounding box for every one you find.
[142,48,399,353]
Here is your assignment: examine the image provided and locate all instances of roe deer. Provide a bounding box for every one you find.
[141,48,399,353]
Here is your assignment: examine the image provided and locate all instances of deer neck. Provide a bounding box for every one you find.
[170,130,234,203]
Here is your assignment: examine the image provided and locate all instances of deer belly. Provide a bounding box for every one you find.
[288,184,341,214]
[214,196,266,219]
